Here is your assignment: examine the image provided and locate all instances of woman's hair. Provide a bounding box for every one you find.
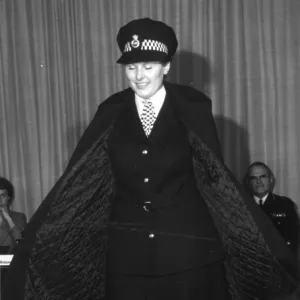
[0,177,15,205]
[242,161,276,194]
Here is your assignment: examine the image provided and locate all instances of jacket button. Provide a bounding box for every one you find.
[142,149,148,155]
[143,201,151,212]
[144,178,149,183]
[149,233,155,239]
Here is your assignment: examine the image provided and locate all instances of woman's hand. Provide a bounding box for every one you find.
[0,206,15,229]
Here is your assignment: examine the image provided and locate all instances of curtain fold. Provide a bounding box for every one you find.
[0,0,299,219]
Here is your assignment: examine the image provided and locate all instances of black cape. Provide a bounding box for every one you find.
[3,82,299,300]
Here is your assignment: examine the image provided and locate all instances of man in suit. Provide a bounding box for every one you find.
[243,162,299,258]
[0,177,27,254]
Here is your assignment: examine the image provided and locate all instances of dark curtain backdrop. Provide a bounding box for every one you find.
[0,0,300,219]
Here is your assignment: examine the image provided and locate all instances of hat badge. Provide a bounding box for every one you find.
[131,35,140,48]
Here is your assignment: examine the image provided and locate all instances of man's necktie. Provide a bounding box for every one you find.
[259,199,263,206]
[141,98,156,137]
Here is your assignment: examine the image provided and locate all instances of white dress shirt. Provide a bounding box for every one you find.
[135,86,166,120]
[253,194,269,205]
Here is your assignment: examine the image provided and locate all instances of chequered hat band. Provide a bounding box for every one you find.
[124,39,168,54]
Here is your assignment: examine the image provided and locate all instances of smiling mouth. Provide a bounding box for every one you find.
[136,83,148,88]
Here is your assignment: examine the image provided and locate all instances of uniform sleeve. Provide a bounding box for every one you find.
[286,199,299,257]
[10,213,27,241]
[10,225,23,241]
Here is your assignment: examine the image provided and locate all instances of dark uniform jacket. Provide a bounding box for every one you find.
[2,82,299,300]
[107,88,224,275]
[0,210,27,253]
[258,193,299,257]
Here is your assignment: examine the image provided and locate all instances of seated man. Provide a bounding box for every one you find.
[243,162,299,257]
[0,177,27,254]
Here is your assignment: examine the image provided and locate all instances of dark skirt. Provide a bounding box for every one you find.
[106,260,231,300]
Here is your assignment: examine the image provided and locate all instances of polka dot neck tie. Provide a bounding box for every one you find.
[141,98,156,137]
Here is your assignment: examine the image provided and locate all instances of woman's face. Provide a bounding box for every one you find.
[0,189,9,207]
[125,62,170,99]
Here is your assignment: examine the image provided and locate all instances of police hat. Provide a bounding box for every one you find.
[116,18,178,64]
